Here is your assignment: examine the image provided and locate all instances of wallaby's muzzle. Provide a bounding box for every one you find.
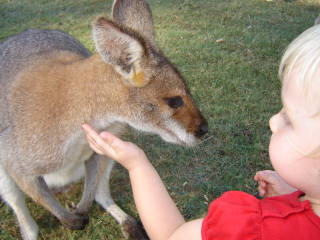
[196,119,209,138]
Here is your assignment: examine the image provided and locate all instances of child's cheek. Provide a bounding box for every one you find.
[269,132,303,188]
[269,133,283,170]
[269,133,291,172]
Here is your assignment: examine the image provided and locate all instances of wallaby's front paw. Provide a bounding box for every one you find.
[69,205,89,216]
[121,217,149,240]
[61,213,89,230]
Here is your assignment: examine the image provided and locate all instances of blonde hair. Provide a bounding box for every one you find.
[279,24,320,81]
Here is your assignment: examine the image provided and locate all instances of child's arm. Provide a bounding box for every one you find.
[254,170,297,197]
[82,124,202,240]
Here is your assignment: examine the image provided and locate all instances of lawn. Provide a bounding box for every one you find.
[0,0,319,239]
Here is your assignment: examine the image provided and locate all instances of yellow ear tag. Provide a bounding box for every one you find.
[133,71,145,87]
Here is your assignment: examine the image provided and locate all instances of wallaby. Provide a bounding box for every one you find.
[0,0,208,239]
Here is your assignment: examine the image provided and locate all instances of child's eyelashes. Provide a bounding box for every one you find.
[282,111,292,126]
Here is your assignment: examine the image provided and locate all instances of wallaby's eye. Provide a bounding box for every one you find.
[164,96,184,109]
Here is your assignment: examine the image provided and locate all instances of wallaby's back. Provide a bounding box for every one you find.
[0,29,90,132]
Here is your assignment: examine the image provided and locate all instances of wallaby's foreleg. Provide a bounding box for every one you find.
[9,173,89,230]
[73,153,101,215]
[0,165,38,240]
[95,158,148,240]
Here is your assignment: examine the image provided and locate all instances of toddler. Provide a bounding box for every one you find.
[82,24,320,240]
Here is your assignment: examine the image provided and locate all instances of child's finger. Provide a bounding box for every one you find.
[88,141,105,155]
[258,186,266,197]
[82,124,98,137]
[257,181,266,195]
[258,170,278,185]
[254,171,267,181]
[83,124,106,146]
[82,124,114,152]
[89,135,116,156]
[255,170,275,183]
[83,125,103,147]
[85,134,106,155]
[254,171,261,181]
[85,131,100,146]
[82,125,118,157]
[83,124,126,153]
[259,181,266,188]
[100,131,125,151]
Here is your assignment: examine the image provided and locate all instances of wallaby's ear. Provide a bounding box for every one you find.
[93,17,150,87]
[112,0,156,46]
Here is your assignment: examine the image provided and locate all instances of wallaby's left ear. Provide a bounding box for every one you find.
[112,0,156,46]
[92,17,150,87]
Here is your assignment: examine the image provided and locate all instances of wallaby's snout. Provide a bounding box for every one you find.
[196,118,209,138]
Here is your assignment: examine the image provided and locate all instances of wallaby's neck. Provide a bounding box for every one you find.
[60,52,130,126]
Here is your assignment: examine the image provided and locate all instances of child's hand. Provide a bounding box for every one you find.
[82,124,149,171]
[254,170,297,197]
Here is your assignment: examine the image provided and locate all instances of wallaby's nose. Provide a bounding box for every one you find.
[196,120,208,138]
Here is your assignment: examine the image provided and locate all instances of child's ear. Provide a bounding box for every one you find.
[92,17,149,87]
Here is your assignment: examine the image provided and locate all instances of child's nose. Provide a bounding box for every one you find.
[269,112,287,133]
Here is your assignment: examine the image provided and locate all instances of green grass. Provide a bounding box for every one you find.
[0,0,319,239]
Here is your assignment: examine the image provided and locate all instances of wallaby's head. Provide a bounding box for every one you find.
[92,0,208,146]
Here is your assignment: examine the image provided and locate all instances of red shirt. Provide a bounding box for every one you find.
[201,191,320,240]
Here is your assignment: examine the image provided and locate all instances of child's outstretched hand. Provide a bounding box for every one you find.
[254,170,297,197]
[82,124,149,171]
